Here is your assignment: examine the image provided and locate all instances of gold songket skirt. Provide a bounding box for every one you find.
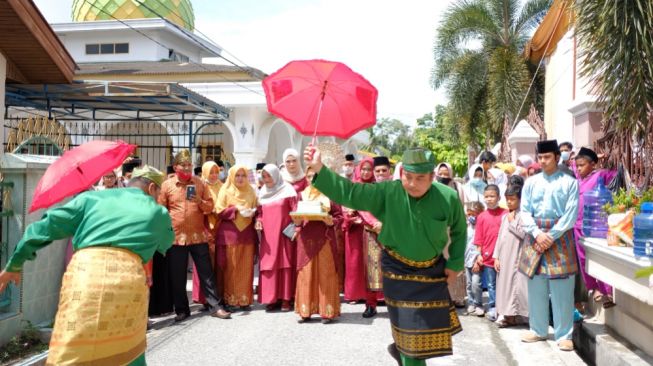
[47,247,148,366]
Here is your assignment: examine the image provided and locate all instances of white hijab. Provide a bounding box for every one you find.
[258,164,298,205]
[518,155,534,169]
[463,164,486,206]
[280,148,305,183]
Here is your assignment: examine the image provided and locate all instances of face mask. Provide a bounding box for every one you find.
[376,175,390,182]
[487,178,496,185]
[437,177,452,185]
[218,171,226,181]
[176,171,192,182]
[468,216,476,225]
[561,151,570,162]
[256,173,263,182]
[471,178,485,188]
[342,166,354,175]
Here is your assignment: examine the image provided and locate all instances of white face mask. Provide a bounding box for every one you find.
[560,151,571,162]
[342,166,354,175]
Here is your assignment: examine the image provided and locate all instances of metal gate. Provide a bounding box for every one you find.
[3,118,230,171]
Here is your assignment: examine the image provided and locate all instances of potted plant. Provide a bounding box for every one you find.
[603,188,653,246]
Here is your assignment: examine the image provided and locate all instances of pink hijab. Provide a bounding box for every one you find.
[353,158,376,183]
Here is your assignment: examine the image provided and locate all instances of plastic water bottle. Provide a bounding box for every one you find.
[633,202,653,258]
[582,177,613,238]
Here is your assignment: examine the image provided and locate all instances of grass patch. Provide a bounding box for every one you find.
[0,321,48,365]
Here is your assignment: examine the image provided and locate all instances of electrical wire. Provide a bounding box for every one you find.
[137,0,258,75]
[81,0,265,97]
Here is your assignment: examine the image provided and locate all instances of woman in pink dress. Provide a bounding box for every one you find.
[280,148,308,195]
[256,164,298,312]
[342,157,375,303]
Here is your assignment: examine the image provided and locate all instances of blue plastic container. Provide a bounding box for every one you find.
[633,202,653,258]
[582,177,613,238]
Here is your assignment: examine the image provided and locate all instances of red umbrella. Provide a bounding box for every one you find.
[262,59,378,141]
[29,140,136,213]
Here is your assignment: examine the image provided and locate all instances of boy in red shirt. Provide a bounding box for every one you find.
[473,185,507,321]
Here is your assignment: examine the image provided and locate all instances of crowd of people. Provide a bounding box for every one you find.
[0,138,615,365]
[138,139,611,358]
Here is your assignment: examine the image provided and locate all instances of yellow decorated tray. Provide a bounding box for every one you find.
[290,212,330,221]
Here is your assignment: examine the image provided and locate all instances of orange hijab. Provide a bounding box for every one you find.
[201,161,223,203]
[216,165,257,231]
[202,161,223,230]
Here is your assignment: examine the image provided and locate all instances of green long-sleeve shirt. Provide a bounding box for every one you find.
[313,166,467,271]
[5,188,175,272]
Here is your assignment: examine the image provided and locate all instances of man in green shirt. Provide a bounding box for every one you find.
[304,146,466,366]
[0,165,174,366]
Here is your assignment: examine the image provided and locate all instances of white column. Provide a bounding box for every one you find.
[231,106,270,168]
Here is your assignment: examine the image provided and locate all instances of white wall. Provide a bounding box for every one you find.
[264,121,292,165]
[157,31,202,62]
[57,29,162,63]
[56,27,204,63]
[543,30,575,144]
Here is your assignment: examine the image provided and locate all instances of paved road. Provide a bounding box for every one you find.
[145,301,589,366]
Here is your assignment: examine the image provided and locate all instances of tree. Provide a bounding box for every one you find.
[575,1,653,135]
[432,0,550,148]
[413,106,468,177]
[365,117,412,160]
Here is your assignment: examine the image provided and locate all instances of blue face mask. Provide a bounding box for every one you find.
[218,171,226,181]
[471,178,485,188]
[560,151,571,162]
[468,216,477,225]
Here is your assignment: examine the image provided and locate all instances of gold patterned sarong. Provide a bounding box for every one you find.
[364,230,383,291]
[47,247,148,366]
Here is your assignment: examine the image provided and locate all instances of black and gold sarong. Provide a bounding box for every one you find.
[383,249,462,359]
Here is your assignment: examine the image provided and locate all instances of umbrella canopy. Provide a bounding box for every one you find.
[29,140,136,212]
[262,59,378,139]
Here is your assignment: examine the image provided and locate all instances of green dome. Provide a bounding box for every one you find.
[72,0,195,31]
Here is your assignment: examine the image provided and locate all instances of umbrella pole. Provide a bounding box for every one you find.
[311,81,328,146]
[311,99,325,146]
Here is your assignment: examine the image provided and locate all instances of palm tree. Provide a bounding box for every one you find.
[432,0,551,147]
[575,0,652,134]
[575,0,653,185]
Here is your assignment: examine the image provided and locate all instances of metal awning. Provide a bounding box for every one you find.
[5,81,229,121]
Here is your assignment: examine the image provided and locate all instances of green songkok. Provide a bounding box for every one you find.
[402,148,435,174]
[132,165,165,187]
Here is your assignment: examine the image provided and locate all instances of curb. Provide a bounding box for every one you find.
[574,319,653,366]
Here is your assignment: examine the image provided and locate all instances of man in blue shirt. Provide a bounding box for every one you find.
[519,139,579,352]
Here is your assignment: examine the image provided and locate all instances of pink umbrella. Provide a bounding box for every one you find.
[262,59,378,142]
[29,140,136,212]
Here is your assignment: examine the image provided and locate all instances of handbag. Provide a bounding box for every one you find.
[518,234,542,278]
[282,223,296,240]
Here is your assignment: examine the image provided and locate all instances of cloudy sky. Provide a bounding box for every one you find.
[34,0,453,125]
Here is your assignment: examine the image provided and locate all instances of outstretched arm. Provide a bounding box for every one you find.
[305,145,386,216]
[5,196,84,273]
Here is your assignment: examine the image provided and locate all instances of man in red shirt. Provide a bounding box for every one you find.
[473,184,507,320]
[159,149,231,321]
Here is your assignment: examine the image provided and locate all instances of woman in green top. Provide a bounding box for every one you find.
[304,146,467,366]
[0,166,174,366]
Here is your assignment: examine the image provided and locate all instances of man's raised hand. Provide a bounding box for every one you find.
[303,144,323,172]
